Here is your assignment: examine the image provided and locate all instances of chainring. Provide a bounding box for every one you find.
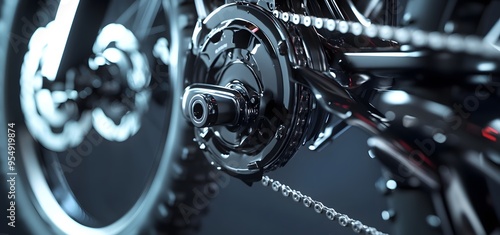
[185,2,327,182]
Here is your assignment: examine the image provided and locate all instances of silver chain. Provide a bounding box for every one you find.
[261,176,389,235]
[261,8,500,235]
[272,10,500,59]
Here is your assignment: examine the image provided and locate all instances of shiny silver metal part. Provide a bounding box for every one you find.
[262,176,389,235]
[272,10,500,59]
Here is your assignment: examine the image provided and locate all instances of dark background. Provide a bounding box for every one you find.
[0,0,392,233]
[199,127,391,235]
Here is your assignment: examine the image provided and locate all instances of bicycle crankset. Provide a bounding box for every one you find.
[182,2,327,182]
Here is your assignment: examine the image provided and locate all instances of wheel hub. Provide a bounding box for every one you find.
[20,23,151,151]
[183,3,313,181]
[87,23,151,142]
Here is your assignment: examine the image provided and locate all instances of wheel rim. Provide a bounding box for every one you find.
[10,0,186,232]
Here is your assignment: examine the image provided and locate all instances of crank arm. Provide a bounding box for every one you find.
[292,66,386,134]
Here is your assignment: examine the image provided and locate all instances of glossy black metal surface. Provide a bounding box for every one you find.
[183,83,256,127]
[184,2,315,181]
[2,0,500,234]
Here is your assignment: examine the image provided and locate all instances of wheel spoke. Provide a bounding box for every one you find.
[53,0,111,82]
[131,0,162,41]
[115,1,139,25]
[40,0,81,81]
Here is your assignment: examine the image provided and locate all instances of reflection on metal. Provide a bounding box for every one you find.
[182,83,255,128]
[41,0,81,81]
[21,22,92,151]
[386,179,398,190]
[368,137,440,189]
[484,19,500,44]
[477,62,497,72]
[383,90,411,105]
[465,153,500,185]
[308,119,350,151]
[133,0,162,40]
[194,0,209,19]
[90,24,151,142]
[21,23,151,150]
[184,3,314,181]
[153,37,170,65]
[443,168,487,235]
[381,210,396,221]
[346,0,372,26]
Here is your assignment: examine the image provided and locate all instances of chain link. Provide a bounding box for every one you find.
[260,6,500,235]
[254,5,500,235]
[261,176,389,235]
[272,10,500,60]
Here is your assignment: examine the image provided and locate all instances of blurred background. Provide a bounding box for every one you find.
[0,1,399,234]
[198,128,390,235]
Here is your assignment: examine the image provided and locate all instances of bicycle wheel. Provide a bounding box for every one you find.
[0,0,215,234]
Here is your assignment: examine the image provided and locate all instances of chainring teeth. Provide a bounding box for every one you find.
[267,85,312,171]
[184,3,324,179]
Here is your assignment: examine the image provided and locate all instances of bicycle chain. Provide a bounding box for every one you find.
[257,9,500,235]
[261,176,388,235]
[272,10,500,60]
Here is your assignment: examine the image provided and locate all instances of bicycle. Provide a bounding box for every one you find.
[1,0,499,234]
